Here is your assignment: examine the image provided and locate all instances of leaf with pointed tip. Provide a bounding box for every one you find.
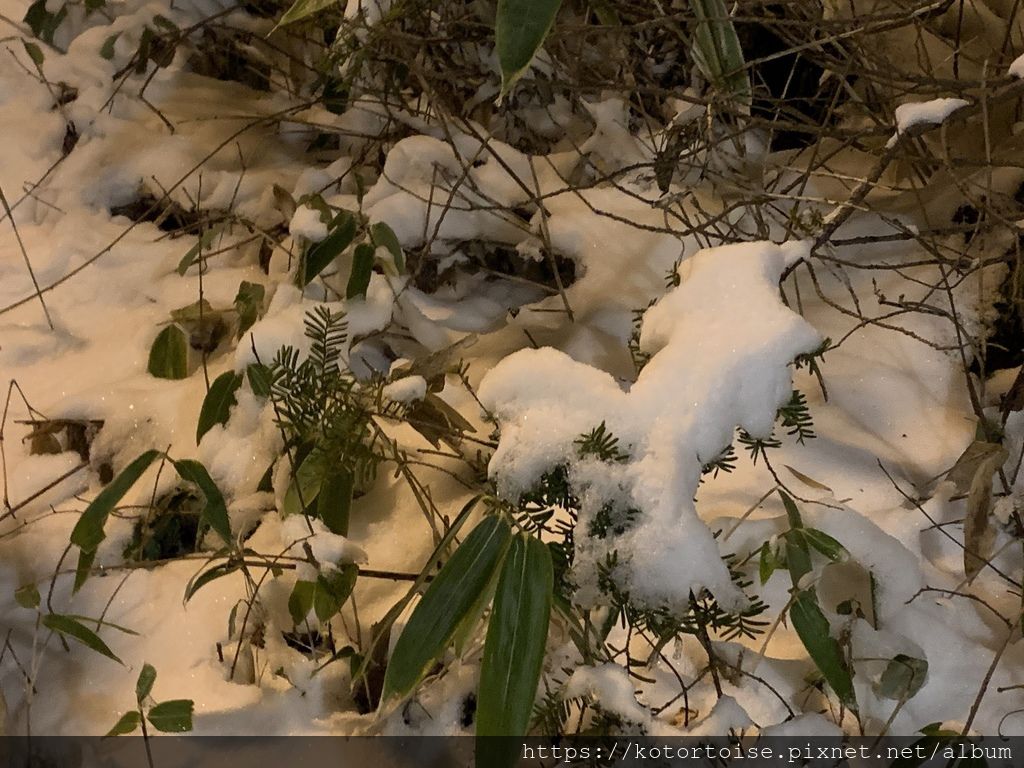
[476,534,552,742]
[43,613,122,664]
[147,325,188,379]
[495,0,563,96]
[346,242,375,299]
[276,0,337,27]
[106,710,141,736]
[246,363,272,398]
[185,560,242,603]
[196,371,242,445]
[381,516,512,706]
[234,281,265,339]
[15,583,40,609]
[790,590,856,710]
[172,459,232,547]
[71,450,162,554]
[146,699,193,732]
[136,663,157,702]
[299,210,356,287]
[369,222,403,272]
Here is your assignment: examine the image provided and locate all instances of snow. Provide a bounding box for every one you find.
[888,98,969,146]
[479,240,821,610]
[382,376,427,404]
[280,515,367,581]
[288,205,328,242]
[1011,53,1024,78]
[564,664,650,727]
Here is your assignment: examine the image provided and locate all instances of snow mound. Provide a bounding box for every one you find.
[479,240,821,609]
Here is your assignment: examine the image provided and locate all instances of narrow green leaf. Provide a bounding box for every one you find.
[176,228,217,275]
[876,654,928,702]
[282,451,324,517]
[15,583,40,609]
[71,450,162,553]
[185,560,242,603]
[196,371,242,445]
[802,528,848,563]
[136,663,157,702]
[346,242,375,300]
[299,210,356,287]
[382,516,513,706]
[790,590,856,710]
[477,535,552,741]
[317,470,353,535]
[276,0,337,27]
[74,549,96,594]
[43,613,122,664]
[758,541,775,586]
[690,0,751,105]
[100,33,119,59]
[22,41,44,66]
[495,0,564,96]
[105,710,141,736]
[233,281,265,339]
[146,699,193,732]
[147,325,189,380]
[172,460,232,547]
[369,222,404,272]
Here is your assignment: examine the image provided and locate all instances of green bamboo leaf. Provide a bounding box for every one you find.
[802,528,848,563]
[100,33,119,60]
[233,281,265,339]
[196,371,242,445]
[790,590,856,710]
[105,710,141,736]
[495,0,564,96]
[14,583,40,609]
[299,210,356,287]
[282,452,324,517]
[314,565,359,622]
[318,470,353,536]
[477,535,552,742]
[758,541,776,586]
[22,41,44,66]
[176,227,217,275]
[246,363,272,398]
[146,699,193,732]
[43,613,122,664]
[289,580,316,625]
[369,222,404,272]
[690,0,750,105]
[381,516,513,706]
[876,654,928,701]
[71,450,162,554]
[276,0,337,27]
[346,242,375,299]
[172,459,232,547]
[185,560,242,603]
[147,325,189,379]
[136,663,157,702]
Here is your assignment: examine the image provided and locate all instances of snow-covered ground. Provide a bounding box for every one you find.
[2,0,1024,739]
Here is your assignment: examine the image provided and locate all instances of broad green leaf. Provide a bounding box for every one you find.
[801,528,848,563]
[876,654,928,701]
[172,459,232,546]
[105,710,141,736]
[233,281,265,339]
[196,371,242,445]
[690,0,751,105]
[289,580,316,625]
[276,0,337,27]
[74,549,96,594]
[282,450,325,517]
[495,0,563,96]
[369,222,404,272]
[71,450,162,554]
[100,33,119,60]
[314,565,358,623]
[246,363,272,398]
[381,516,513,706]
[185,560,242,602]
[346,242,375,299]
[15,583,40,609]
[136,663,157,702]
[169,298,216,324]
[146,699,193,732]
[789,590,856,710]
[781,491,812,585]
[147,325,188,379]
[43,613,122,664]
[299,210,356,287]
[477,535,552,742]
[318,470,353,536]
